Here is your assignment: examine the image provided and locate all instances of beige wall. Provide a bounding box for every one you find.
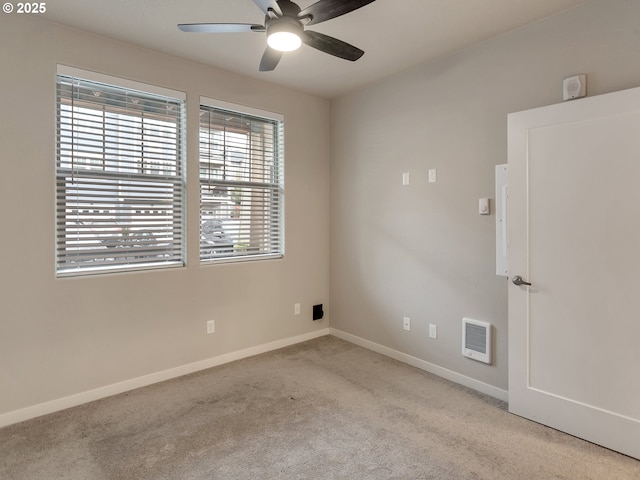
[330,0,640,391]
[0,15,330,416]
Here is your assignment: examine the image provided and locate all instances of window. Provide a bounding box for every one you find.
[56,66,186,276]
[199,98,284,262]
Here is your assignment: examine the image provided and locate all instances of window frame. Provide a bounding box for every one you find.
[198,97,285,264]
[55,65,187,277]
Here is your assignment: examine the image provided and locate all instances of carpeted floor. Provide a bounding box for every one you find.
[1,336,639,479]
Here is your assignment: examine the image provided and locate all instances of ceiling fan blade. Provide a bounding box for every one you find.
[259,47,283,71]
[299,0,376,26]
[252,0,282,17]
[178,23,265,33]
[302,30,364,61]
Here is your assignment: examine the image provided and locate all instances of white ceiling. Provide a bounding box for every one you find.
[44,0,586,98]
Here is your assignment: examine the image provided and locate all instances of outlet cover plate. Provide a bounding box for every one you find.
[429,324,437,339]
[403,317,411,331]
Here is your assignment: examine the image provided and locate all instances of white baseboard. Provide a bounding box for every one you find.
[330,328,508,402]
[1,327,507,428]
[0,328,331,428]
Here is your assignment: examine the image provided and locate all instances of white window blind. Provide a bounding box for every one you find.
[199,99,284,262]
[56,69,186,276]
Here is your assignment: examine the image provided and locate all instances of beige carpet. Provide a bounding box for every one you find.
[1,336,638,479]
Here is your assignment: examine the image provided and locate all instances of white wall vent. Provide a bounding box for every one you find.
[462,318,492,364]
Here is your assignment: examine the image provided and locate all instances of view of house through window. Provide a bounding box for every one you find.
[55,67,186,276]
[199,99,284,262]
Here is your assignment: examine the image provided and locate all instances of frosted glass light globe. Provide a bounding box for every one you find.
[267,31,302,52]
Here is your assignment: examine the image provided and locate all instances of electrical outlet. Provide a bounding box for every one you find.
[206,320,215,334]
[428,169,437,183]
[403,317,411,331]
[429,323,437,339]
[294,303,301,315]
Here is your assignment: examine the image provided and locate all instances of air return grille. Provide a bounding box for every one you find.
[462,318,492,364]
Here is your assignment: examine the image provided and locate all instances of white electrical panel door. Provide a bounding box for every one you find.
[495,165,508,276]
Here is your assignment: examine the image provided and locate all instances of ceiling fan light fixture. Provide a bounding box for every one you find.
[266,19,303,52]
[268,31,301,51]
[178,0,377,71]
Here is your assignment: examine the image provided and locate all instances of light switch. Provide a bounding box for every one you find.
[402,172,410,186]
[479,198,490,215]
[428,169,437,183]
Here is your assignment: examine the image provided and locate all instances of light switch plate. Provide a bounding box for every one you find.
[428,169,437,183]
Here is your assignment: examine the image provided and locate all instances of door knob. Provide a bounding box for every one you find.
[512,275,532,286]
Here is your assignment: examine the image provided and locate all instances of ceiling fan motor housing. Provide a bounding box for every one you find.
[273,0,302,18]
[265,1,304,52]
[266,15,304,39]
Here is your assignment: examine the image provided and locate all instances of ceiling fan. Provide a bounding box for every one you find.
[178,0,377,71]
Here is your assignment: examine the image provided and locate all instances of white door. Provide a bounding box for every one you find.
[508,86,640,460]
